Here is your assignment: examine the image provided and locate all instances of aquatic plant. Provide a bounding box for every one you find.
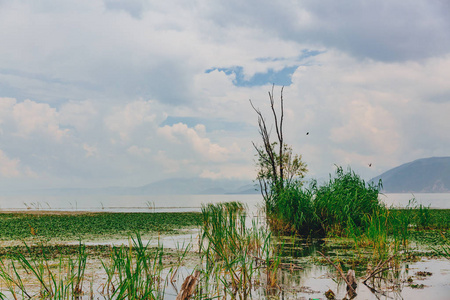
[265,166,384,238]
[101,233,165,299]
[266,183,321,236]
[0,241,88,299]
[313,166,384,236]
[199,202,283,298]
[0,212,201,241]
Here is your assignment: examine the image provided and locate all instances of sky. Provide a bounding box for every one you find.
[0,0,450,192]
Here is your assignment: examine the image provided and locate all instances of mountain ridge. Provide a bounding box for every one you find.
[3,178,260,196]
[370,156,450,193]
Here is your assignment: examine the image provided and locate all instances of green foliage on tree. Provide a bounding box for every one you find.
[250,86,307,206]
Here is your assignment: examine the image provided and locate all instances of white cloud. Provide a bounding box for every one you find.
[0,1,449,190]
[157,123,236,162]
[329,100,401,155]
[127,145,151,156]
[3,99,68,140]
[0,150,21,178]
[154,150,186,174]
[59,100,97,132]
[104,100,157,141]
[282,50,450,178]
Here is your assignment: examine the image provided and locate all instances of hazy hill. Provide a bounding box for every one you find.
[134,178,259,195]
[8,178,259,196]
[371,157,450,193]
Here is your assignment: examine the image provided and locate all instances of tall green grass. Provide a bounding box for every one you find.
[101,233,165,299]
[0,235,173,299]
[0,242,88,299]
[314,167,383,235]
[266,183,320,235]
[199,202,282,298]
[266,166,384,237]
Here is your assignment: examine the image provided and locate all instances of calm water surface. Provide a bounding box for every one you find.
[0,193,449,212]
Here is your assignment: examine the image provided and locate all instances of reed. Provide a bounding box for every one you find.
[314,167,383,236]
[0,241,88,299]
[199,202,282,298]
[267,183,321,236]
[266,166,384,238]
[101,232,165,299]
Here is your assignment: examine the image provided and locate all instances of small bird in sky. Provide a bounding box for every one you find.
[368,163,372,167]
[306,132,309,135]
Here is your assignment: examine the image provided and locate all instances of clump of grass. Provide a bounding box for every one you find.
[101,233,165,299]
[0,241,88,299]
[314,167,383,236]
[266,166,384,238]
[199,202,281,298]
[267,183,321,236]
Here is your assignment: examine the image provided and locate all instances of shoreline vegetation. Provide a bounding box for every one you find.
[0,204,448,299]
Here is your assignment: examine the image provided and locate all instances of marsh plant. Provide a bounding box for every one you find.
[198,202,283,299]
[0,242,88,299]
[100,233,165,299]
[0,235,172,299]
[265,167,384,238]
[0,204,284,300]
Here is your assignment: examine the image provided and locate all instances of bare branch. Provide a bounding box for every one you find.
[318,251,357,295]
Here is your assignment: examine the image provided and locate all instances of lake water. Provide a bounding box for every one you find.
[1,192,449,300]
[0,192,449,212]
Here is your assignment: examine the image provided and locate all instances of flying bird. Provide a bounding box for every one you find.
[306,132,309,135]
[368,163,372,167]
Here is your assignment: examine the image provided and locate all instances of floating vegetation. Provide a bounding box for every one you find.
[0,212,201,241]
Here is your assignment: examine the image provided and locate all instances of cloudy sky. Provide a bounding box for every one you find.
[0,0,449,192]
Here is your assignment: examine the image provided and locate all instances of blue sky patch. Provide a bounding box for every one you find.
[255,49,323,63]
[205,65,299,87]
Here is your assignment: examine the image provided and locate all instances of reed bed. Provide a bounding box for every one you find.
[265,167,384,237]
[100,233,166,299]
[0,242,88,299]
[0,236,183,299]
[198,201,282,299]
[265,166,450,263]
[0,203,284,299]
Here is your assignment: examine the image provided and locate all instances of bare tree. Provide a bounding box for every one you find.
[250,86,307,202]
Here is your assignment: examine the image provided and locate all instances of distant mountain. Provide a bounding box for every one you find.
[370,157,450,193]
[8,178,259,196]
[139,178,261,195]
[134,178,256,195]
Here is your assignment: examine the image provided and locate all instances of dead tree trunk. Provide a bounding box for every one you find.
[250,85,286,196]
